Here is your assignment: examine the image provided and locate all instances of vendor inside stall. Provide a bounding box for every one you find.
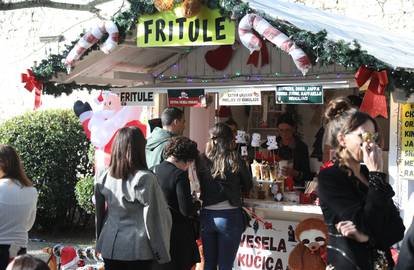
[275,113,311,188]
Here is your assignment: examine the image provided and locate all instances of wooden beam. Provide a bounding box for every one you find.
[113,71,154,82]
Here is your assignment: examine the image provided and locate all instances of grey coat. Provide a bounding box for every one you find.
[94,170,172,263]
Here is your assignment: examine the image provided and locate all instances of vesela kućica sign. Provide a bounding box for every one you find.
[137,6,235,47]
[111,88,155,106]
[233,219,298,270]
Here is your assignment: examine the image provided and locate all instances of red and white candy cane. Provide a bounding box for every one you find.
[64,21,119,73]
[238,13,311,75]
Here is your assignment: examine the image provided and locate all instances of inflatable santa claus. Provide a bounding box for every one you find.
[74,91,146,171]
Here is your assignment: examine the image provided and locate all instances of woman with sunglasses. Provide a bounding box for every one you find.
[318,97,404,270]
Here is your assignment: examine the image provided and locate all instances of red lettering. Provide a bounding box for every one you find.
[247,235,254,248]
[254,236,262,249]
[237,253,246,266]
[262,236,269,250]
[239,234,246,247]
[246,254,253,267]
[254,255,262,268]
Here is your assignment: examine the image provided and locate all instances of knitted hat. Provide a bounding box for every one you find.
[60,246,78,270]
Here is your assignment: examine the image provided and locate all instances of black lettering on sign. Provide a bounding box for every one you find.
[143,20,153,44]
[405,121,414,127]
[188,19,200,42]
[155,19,166,42]
[168,21,173,41]
[120,92,126,101]
[404,160,414,166]
[405,140,414,147]
[176,17,186,39]
[405,131,414,137]
[215,17,226,40]
[202,19,212,41]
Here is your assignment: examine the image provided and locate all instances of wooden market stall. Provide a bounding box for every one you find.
[31,0,414,269]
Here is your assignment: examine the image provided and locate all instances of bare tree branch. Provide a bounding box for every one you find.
[0,0,114,12]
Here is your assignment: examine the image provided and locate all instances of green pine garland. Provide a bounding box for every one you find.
[32,0,414,96]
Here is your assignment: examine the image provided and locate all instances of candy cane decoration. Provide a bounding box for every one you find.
[238,13,311,75]
[64,21,119,73]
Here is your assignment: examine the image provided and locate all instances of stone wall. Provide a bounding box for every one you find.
[0,0,125,122]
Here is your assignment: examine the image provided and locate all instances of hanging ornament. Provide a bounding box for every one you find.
[251,133,261,147]
[182,0,202,17]
[266,135,278,150]
[235,130,247,144]
[355,66,388,118]
[64,21,119,73]
[205,45,234,71]
[21,69,43,110]
[238,13,311,75]
[154,0,175,11]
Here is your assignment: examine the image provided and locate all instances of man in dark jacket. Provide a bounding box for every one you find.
[146,107,185,168]
[396,219,414,270]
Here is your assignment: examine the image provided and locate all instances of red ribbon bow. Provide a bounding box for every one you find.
[355,66,388,119]
[247,41,269,68]
[21,69,43,110]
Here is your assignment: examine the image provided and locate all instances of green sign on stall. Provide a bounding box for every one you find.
[275,85,323,104]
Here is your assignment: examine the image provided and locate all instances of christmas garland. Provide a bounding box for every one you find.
[32,0,414,96]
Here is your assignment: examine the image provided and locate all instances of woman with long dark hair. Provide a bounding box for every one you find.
[94,127,172,270]
[153,136,200,270]
[318,97,405,269]
[0,145,38,270]
[196,123,252,270]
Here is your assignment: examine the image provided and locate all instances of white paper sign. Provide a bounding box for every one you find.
[233,219,298,270]
[111,88,155,106]
[219,89,262,106]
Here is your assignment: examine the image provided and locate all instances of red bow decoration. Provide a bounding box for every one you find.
[247,41,269,68]
[355,66,388,119]
[21,69,43,110]
[319,160,334,171]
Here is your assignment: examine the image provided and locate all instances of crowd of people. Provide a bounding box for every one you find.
[2,101,414,270]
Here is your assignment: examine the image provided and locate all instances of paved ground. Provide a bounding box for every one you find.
[27,230,95,262]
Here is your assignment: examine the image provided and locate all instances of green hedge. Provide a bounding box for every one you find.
[0,109,93,229]
[75,175,95,214]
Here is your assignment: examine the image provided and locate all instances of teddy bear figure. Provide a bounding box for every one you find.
[266,135,278,150]
[288,218,328,270]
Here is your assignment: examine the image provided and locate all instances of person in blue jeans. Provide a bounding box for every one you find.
[196,123,253,270]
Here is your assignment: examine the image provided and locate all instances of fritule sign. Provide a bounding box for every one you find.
[137,6,235,47]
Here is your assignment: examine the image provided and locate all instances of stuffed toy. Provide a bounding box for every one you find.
[182,0,202,17]
[73,91,146,170]
[235,130,247,144]
[266,135,278,150]
[251,133,261,147]
[154,0,175,11]
[288,218,328,270]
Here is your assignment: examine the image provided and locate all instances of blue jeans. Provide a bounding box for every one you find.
[200,208,244,270]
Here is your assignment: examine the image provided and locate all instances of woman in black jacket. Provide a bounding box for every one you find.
[318,97,404,270]
[196,123,253,270]
[153,136,200,270]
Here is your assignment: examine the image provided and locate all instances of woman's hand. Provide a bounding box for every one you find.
[361,142,383,172]
[336,221,369,243]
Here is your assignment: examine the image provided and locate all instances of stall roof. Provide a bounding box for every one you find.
[246,0,414,70]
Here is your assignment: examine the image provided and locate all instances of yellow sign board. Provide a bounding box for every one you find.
[137,6,235,47]
[400,103,414,179]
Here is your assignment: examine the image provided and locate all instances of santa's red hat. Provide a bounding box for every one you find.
[60,246,78,270]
